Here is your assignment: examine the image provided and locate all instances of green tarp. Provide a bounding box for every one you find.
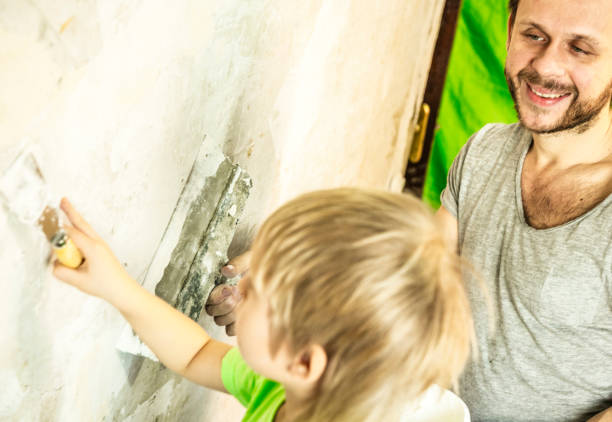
[422,0,518,209]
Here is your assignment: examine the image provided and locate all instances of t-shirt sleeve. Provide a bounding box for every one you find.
[440,125,491,217]
[221,347,263,408]
[440,146,468,218]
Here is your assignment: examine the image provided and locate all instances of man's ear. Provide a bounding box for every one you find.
[288,344,328,385]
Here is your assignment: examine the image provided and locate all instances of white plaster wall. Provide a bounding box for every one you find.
[0,1,444,420]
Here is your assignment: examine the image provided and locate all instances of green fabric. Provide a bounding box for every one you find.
[422,0,518,209]
[221,347,286,422]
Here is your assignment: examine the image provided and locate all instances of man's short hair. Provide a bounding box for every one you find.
[508,0,519,15]
[508,0,519,27]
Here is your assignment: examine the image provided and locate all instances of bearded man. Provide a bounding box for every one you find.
[435,0,612,420]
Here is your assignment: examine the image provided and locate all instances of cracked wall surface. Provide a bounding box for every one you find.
[0,0,444,420]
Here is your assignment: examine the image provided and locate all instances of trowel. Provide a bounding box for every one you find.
[0,150,83,268]
[115,144,252,360]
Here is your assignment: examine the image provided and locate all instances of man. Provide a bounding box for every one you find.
[207,0,612,420]
[436,0,612,420]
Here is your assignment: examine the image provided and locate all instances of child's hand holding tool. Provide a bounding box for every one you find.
[52,198,139,310]
[52,197,229,389]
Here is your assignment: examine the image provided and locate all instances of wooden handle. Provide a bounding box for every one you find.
[53,235,84,268]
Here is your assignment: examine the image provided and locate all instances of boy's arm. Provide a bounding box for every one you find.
[112,278,232,391]
[53,198,230,392]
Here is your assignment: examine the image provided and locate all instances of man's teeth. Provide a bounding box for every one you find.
[531,86,566,99]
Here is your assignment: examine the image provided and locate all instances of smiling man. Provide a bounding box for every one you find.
[436,0,612,421]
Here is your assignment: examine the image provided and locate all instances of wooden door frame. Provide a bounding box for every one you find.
[405,0,462,197]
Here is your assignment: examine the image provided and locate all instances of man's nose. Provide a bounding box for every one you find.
[530,44,566,81]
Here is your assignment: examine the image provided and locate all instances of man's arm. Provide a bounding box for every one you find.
[435,205,458,252]
[586,407,612,422]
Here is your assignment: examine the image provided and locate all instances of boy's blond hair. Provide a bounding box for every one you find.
[250,188,474,422]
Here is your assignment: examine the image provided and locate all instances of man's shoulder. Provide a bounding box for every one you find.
[447,122,527,199]
[465,122,527,157]
[452,122,527,182]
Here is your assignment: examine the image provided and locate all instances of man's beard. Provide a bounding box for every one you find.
[505,67,612,134]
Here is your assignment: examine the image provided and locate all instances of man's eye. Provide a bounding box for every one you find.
[571,45,588,55]
[526,34,543,41]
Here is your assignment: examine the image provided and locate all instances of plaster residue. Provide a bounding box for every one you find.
[0,152,52,225]
[1,1,444,421]
[0,369,25,418]
[124,379,179,422]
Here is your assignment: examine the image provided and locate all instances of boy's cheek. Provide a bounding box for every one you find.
[233,305,248,341]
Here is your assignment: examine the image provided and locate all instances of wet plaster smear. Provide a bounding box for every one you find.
[0,1,445,421]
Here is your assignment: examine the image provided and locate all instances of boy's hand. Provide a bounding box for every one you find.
[219,250,251,280]
[52,198,231,391]
[52,198,135,307]
[205,251,250,336]
[205,285,241,336]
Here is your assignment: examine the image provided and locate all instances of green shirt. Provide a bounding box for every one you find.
[221,348,286,422]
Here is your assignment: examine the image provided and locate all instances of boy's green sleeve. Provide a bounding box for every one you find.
[221,348,286,421]
[221,347,261,407]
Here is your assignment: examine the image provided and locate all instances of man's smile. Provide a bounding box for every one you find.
[524,82,572,107]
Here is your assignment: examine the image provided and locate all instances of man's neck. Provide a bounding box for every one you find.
[521,109,612,228]
[530,109,612,170]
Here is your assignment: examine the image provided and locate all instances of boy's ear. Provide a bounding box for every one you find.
[288,344,327,385]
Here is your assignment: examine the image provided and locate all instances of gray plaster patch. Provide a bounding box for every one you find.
[154,158,235,306]
[174,164,251,322]
[155,159,252,321]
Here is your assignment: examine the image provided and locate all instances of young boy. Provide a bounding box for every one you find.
[54,188,474,421]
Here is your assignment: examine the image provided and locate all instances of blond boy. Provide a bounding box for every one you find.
[54,188,474,421]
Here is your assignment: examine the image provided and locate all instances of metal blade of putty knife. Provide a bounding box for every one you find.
[0,150,83,268]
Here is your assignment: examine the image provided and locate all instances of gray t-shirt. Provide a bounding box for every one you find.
[441,123,612,422]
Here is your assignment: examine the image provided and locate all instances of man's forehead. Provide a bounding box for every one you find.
[516,0,612,43]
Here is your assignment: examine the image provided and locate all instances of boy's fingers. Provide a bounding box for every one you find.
[60,198,100,240]
[53,260,85,287]
[61,225,93,255]
[221,251,251,277]
[206,290,239,316]
[206,285,236,306]
[225,323,236,337]
[206,304,234,318]
[214,313,236,326]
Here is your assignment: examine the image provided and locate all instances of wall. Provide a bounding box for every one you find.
[0,1,444,420]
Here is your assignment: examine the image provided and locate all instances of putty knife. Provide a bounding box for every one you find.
[0,151,83,268]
